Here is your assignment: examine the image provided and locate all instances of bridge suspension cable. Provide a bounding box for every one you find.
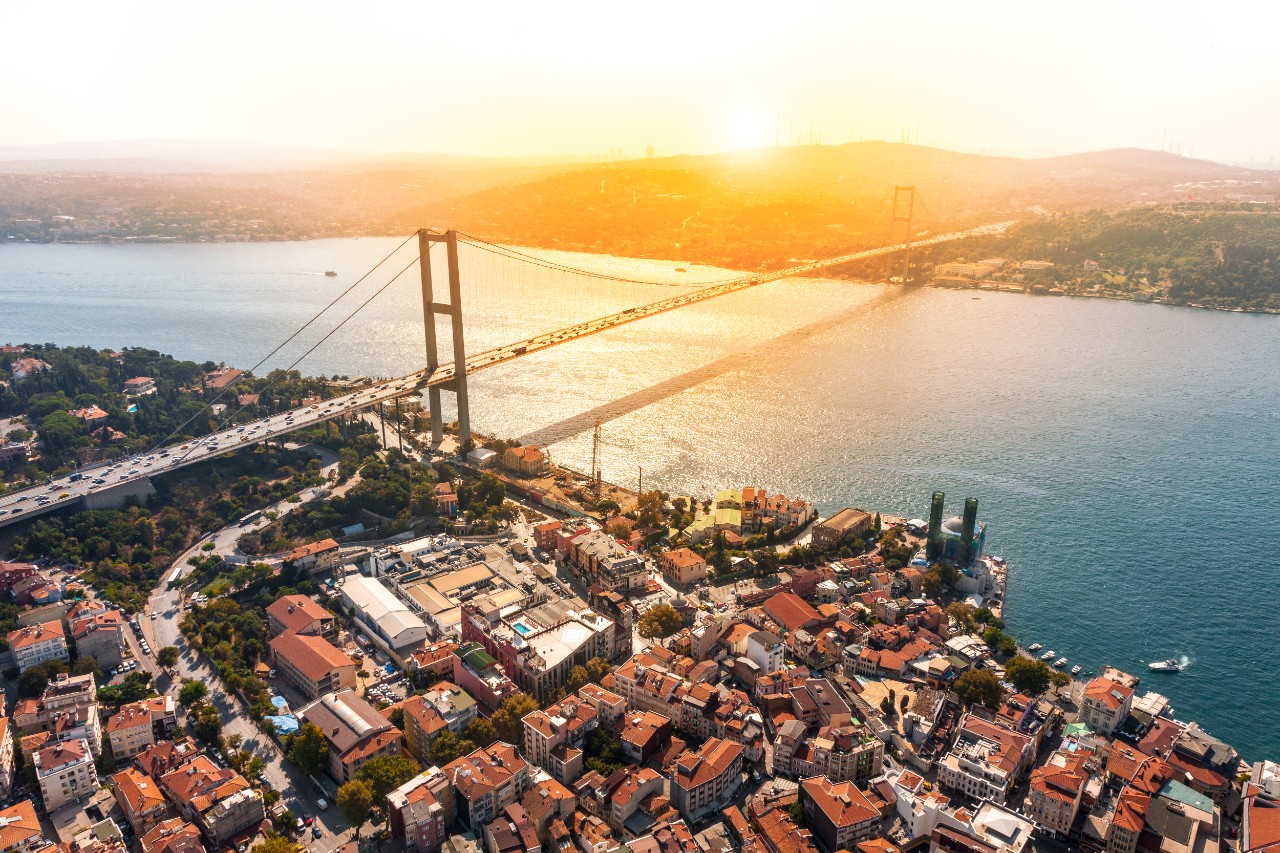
[154,240,422,462]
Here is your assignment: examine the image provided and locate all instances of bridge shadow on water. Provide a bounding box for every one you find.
[518,284,913,447]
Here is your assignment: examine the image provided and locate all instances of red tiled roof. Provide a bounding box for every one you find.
[763,593,822,632]
[801,776,879,829]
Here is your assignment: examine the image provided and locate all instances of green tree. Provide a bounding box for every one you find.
[954,669,1006,709]
[178,679,208,707]
[195,705,223,743]
[356,754,420,804]
[287,722,330,777]
[1005,656,1051,696]
[999,635,1018,659]
[464,717,497,749]
[900,695,910,714]
[637,604,682,639]
[787,800,807,826]
[595,499,620,516]
[565,665,588,693]
[337,780,374,838]
[428,729,471,765]
[18,668,51,698]
[157,646,179,668]
[490,692,539,745]
[585,657,612,683]
[251,835,297,853]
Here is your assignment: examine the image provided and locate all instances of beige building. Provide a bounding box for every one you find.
[113,768,172,835]
[660,548,707,586]
[521,694,598,784]
[1026,748,1093,838]
[160,757,263,847]
[811,508,873,550]
[0,800,44,853]
[501,446,550,476]
[1080,676,1134,736]
[106,698,176,761]
[34,738,97,812]
[267,632,357,700]
[441,742,530,829]
[7,622,68,673]
[265,595,337,640]
[284,540,341,575]
[670,737,743,822]
[70,610,127,672]
[0,719,13,799]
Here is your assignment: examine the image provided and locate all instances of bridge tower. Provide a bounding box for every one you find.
[890,185,916,283]
[418,229,471,450]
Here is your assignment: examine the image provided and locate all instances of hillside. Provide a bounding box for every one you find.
[4,142,1276,259]
[407,143,1277,270]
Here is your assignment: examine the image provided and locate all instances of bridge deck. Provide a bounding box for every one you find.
[0,222,1010,529]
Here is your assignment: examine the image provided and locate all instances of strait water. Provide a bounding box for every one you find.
[2,238,1277,760]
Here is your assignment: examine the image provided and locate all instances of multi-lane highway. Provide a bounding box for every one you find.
[0,220,1011,529]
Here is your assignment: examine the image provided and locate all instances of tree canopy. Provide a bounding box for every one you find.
[954,669,1006,709]
[637,604,682,639]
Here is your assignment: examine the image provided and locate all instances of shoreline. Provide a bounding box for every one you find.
[5,236,1277,317]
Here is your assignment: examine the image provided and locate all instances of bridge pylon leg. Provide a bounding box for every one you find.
[419,228,471,453]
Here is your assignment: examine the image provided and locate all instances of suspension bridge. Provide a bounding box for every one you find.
[0,214,1011,529]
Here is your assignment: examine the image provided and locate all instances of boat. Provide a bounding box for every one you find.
[675,267,687,273]
[1053,657,1068,668]
[1040,650,1055,661]
[1028,643,1043,652]
[1070,665,1082,676]
[324,270,337,277]
[1149,658,1182,672]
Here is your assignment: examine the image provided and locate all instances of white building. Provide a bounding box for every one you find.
[340,575,429,664]
[34,738,97,812]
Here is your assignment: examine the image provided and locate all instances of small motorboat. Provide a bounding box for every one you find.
[1070,665,1082,676]
[1053,657,1068,668]
[1149,658,1182,673]
[1041,650,1055,661]
[324,270,338,277]
[1028,643,1043,653]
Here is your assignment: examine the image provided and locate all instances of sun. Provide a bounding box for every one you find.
[722,106,771,151]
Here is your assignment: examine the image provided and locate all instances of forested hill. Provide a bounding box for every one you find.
[408,143,1276,270]
[915,206,1280,312]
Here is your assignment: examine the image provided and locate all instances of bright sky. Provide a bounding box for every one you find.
[6,0,1278,163]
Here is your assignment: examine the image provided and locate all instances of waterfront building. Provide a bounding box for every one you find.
[1080,675,1135,736]
[812,509,874,550]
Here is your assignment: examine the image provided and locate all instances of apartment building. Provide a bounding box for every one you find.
[265,595,337,641]
[442,742,531,829]
[388,770,451,853]
[936,716,1034,805]
[69,611,127,671]
[107,698,177,761]
[0,801,44,853]
[788,724,885,785]
[296,691,402,783]
[1026,748,1094,838]
[139,819,206,853]
[160,757,264,847]
[267,632,357,700]
[669,737,744,823]
[7,622,68,673]
[1080,676,1135,736]
[521,694,598,784]
[34,738,97,812]
[660,549,707,586]
[112,768,172,834]
[800,776,881,853]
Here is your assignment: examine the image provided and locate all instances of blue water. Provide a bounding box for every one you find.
[2,239,1277,760]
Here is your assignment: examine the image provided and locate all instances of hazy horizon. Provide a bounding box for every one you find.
[6,0,1279,164]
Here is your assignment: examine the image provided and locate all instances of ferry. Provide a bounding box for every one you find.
[1028,643,1043,653]
[1070,665,1082,676]
[1040,650,1055,661]
[324,270,337,277]
[1053,657,1068,668]
[1149,658,1182,673]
